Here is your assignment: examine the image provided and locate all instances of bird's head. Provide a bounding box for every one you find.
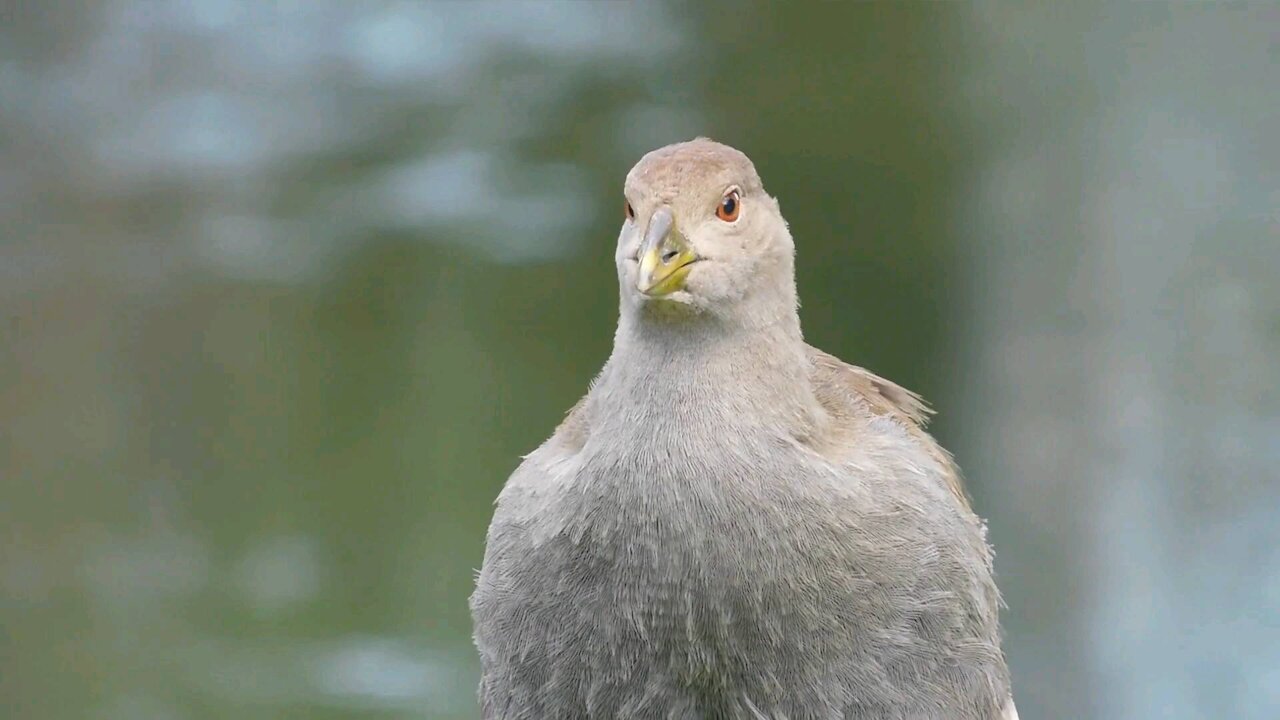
[616,138,796,327]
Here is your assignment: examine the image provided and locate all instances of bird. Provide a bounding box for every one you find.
[470,138,1018,720]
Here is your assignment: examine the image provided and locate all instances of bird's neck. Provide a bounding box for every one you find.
[588,306,822,443]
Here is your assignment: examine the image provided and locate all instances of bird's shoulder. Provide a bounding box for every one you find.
[546,349,937,450]
[806,345,934,426]
[549,394,590,454]
[804,344,970,508]
[529,347,971,506]
[494,394,591,503]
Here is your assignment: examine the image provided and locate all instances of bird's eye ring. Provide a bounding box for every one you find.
[625,201,635,221]
[716,190,740,222]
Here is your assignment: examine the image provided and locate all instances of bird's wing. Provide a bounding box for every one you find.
[806,345,935,426]
[1002,697,1020,720]
[550,395,590,453]
[805,345,970,508]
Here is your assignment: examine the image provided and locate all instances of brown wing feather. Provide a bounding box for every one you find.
[806,345,971,508]
[551,396,590,453]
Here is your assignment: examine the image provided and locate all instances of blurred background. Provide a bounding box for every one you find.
[2,2,1277,719]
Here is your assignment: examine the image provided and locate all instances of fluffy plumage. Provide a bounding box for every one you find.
[471,139,1017,719]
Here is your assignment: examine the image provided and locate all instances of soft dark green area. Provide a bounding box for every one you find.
[3,3,1277,719]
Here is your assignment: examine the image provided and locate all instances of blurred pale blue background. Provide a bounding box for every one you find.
[2,2,1278,719]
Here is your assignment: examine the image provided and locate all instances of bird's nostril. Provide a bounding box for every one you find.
[661,250,678,264]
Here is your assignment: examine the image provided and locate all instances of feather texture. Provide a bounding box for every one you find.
[471,139,1015,719]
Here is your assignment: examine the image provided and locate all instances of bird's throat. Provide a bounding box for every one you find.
[594,313,818,443]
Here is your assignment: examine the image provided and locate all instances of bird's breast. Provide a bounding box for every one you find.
[556,443,839,629]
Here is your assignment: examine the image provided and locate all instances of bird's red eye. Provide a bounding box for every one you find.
[625,201,635,220]
[716,190,740,222]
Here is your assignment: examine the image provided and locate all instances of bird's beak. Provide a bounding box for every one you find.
[637,207,698,296]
